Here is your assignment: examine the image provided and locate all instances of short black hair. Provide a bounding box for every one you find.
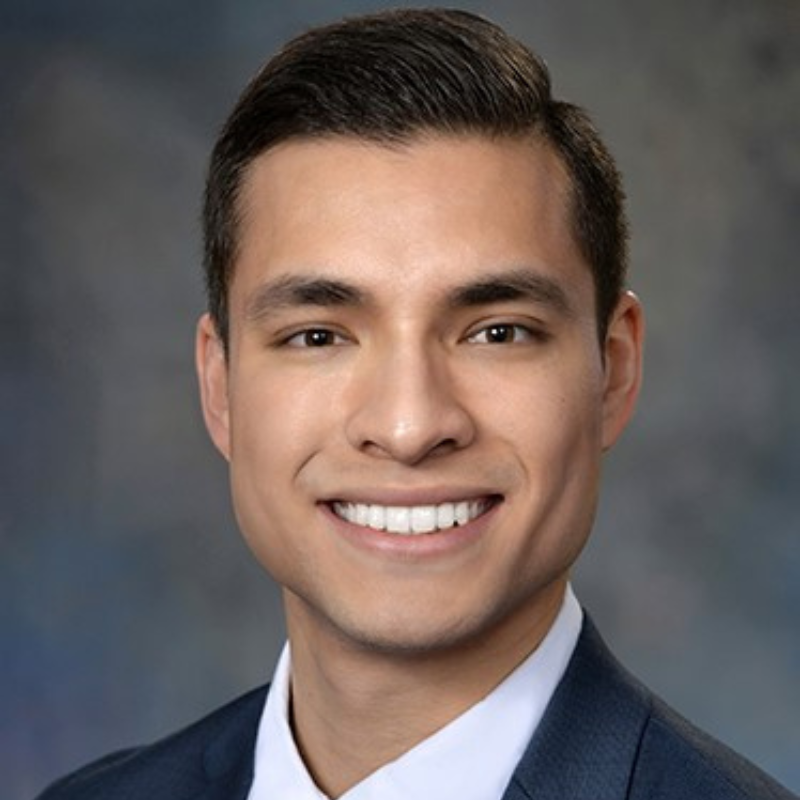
[203,8,628,347]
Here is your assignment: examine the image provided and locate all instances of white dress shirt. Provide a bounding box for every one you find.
[247,585,582,800]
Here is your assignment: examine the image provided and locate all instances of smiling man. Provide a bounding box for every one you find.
[37,8,795,800]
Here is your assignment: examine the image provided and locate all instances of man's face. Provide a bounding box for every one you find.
[198,136,641,657]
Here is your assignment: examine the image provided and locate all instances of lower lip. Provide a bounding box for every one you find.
[320,499,502,560]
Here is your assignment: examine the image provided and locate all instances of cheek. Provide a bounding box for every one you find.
[226,377,330,567]
[490,367,604,544]
[483,362,604,460]
[231,371,332,468]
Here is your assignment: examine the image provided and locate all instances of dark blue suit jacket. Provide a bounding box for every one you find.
[35,617,796,799]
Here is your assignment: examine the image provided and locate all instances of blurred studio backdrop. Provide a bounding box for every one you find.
[2,0,799,796]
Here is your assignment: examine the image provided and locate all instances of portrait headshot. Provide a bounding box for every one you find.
[3,2,798,799]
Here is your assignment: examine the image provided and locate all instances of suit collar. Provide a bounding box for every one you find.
[190,685,267,800]
[190,617,650,800]
[502,615,651,800]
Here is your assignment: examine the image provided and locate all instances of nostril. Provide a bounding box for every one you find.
[429,437,460,457]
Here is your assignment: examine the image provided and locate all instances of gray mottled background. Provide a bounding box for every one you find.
[2,1,798,797]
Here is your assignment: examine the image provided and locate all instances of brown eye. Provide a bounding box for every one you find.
[468,324,534,344]
[305,330,335,347]
[285,328,343,348]
[486,325,515,343]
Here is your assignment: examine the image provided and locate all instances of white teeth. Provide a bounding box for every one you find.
[332,499,491,535]
[354,504,370,526]
[411,506,437,533]
[436,503,455,529]
[385,506,411,534]
[368,505,385,529]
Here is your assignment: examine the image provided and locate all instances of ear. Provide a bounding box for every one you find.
[196,313,232,461]
[601,291,644,451]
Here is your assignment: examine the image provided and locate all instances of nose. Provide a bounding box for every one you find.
[344,341,476,465]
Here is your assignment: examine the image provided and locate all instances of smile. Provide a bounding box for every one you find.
[330,498,495,535]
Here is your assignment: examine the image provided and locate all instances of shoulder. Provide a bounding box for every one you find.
[632,697,797,800]
[34,684,268,800]
[514,614,797,800]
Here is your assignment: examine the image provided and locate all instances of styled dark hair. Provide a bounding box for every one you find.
[203,8,628,347]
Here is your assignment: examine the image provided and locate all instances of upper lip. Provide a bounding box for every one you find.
[320,488,503,506]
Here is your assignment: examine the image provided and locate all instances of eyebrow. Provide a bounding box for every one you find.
[244,266,574,322]
[448,268,573,316]
[244,275,370,321]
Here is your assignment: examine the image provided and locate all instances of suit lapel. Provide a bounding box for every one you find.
[186,620,651,800]
[502,616,651,800]
[188,685,266,800]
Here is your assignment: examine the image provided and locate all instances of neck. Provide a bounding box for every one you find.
[283,580,566,798]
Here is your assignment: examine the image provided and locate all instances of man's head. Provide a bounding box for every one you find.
[196,9,643,661]
[202,8,628,349]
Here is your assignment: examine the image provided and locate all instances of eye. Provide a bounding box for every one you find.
[467,323,537,344]
[283,328,347,348]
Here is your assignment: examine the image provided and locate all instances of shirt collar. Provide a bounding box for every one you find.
[248,585,582,800]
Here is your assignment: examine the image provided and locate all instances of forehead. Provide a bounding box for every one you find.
[232,135,588,304]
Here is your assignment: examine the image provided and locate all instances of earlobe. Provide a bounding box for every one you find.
[601,291,644,451]
[196,313,232,461]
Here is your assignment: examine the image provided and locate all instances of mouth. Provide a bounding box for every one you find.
[329,496,500,536]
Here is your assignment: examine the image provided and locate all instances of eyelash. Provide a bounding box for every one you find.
[281,328,349,348]
[465,322,546,345]
[276,321,548,349]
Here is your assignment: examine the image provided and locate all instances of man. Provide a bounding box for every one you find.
[37,8,795,800]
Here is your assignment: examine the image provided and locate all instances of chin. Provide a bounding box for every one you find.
[334,620,486,657]
[315,594,524,658]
